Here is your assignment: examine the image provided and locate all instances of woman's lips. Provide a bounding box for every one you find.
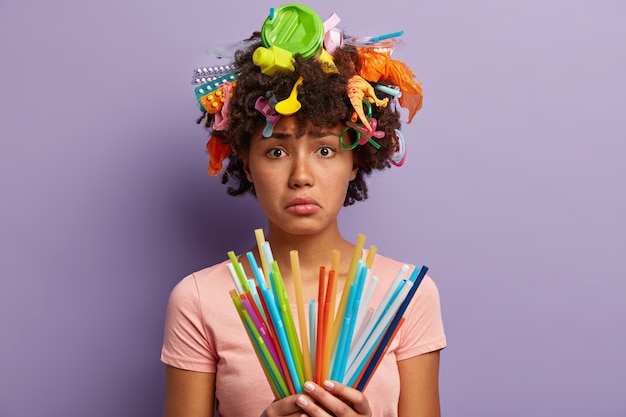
[285,197,321,215]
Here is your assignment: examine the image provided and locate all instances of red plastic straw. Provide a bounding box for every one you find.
[315,266,326,384]
[258,286,295,395]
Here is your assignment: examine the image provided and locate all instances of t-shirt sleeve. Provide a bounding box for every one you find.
[160,273,217,372]
[395,274,447,361]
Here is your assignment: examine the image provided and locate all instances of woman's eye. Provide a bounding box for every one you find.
[267,148,285,158]
[316,146,336,157]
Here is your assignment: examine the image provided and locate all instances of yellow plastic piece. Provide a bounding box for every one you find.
[317,49,337,73]
[253,45,294,76]
[275,76,303,115]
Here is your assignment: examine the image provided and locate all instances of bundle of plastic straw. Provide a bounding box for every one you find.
[227,229,428,398]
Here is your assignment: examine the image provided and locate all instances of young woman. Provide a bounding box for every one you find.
[162,5,446,417]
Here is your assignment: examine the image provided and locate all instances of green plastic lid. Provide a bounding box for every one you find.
[261,4,324,59]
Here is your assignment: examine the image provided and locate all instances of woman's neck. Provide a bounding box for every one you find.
[268,225,350,269]
[247,224,355,300]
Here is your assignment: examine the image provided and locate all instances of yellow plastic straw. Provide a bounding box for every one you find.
[255,228,271,287]
[365,245,378,269]
[290,250,313,382]
[329,233,366,355]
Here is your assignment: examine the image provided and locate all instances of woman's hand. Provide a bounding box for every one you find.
[260,395,306,417]
[294,380,372,417]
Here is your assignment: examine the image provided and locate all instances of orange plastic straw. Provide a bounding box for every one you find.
[321,269,337,381]
[315,266,326,384]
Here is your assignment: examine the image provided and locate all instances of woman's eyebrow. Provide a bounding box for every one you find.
[307,130,338,138]
[267,130,336,140]
[266,131,293,140]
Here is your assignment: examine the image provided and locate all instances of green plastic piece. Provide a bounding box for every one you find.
[261,3,324,59]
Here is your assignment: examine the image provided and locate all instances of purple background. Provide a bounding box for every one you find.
[1,0,624,416]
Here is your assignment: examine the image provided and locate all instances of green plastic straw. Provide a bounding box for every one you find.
[228,251,250,293]
[271,262,305,388]
[231,291,287,397]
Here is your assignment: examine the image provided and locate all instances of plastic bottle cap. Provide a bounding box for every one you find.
[261,3,324,59]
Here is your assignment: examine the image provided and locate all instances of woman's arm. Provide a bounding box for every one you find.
[164,365,216,417]
[397,350,441,417]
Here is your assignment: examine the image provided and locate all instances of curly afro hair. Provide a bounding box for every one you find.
[199,33,403,206]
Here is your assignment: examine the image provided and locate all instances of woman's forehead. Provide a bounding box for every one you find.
[267,116,343,137]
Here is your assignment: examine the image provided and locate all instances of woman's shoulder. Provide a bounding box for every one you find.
[369,252,438,292]
[191,259,231,279]
[170,259,233,298]
[369,252,417,278]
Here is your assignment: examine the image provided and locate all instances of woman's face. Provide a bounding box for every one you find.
[243,115,358,237]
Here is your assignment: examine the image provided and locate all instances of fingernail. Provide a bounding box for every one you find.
[296,395,309,407]
[304,381,316,392]
[323,380,335,389]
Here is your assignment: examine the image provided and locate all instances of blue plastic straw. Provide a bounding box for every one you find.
[365,30,404,44]
[261,242,275,272]
[375,84,402,98]
[408,266,426,284]
[247,251,268,290]
[390,266,427,321]
[309,299,316,376]
[233,292,288,398]
[261,285,302,393]
[348,265,409,367]
[241,296,283,379]
[341,266,368,382]
[349,263,369,334]
[330,262,365,377]
[246,279,268,323]
[331,281,358,381]
[242,319,287,398]
[271,263,305,387]
[352,307,373,351]
[354,318,405,392]
[345,280,413,383]
[346,324,385,387]
[355,266,429,391]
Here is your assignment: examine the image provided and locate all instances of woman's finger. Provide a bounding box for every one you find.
[320,380,371,416]
[261,395,307,417]
[300,380,371,417]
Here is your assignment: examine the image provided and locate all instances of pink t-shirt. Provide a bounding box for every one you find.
[161,252,446,417]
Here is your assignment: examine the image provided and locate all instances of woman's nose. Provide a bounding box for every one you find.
[289,156,314,188]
